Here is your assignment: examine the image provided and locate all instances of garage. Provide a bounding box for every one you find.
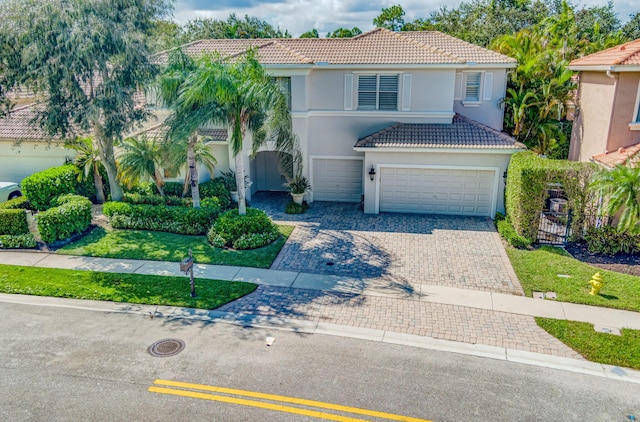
[378,166,497,217]
[312,158,363,202]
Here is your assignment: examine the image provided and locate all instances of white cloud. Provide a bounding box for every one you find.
[173,0,638,37]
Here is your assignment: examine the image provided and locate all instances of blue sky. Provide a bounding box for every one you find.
[174,0,638,37]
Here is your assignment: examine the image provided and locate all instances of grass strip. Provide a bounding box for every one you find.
[536,318,640,370]
[0,264,257,310]
[507,245,640,312]
[58,225,294,268]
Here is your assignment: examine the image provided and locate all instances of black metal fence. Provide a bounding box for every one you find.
[537,209,572,245]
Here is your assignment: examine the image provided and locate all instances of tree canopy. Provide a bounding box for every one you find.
[0,0,173,201]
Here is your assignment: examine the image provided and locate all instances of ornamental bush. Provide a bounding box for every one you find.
[103,201,220,235]
[584,226,640,256]
[0,209,29,235]
[122,193,192,207]
[207,208,279,249]
[0,234,37,249]
[505,152,597,243]
[0,196,30,210]
[200,179,231,209]
[21,165,80,211]
[496,217,532,249]
[36,194,92,243]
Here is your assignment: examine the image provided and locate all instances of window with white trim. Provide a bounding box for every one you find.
[357,74,398,110]
[464,72,481,103]
[631,79,640,130]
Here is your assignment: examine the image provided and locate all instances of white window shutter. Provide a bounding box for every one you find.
[344,74,353,110]
[454,73,462,101]
[401,73,412,111]
[483,73,493,101]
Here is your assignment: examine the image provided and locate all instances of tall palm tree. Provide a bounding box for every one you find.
[64,136,106,203]
[169,49,295,214]
[590,164,640,233]
[163,134,217,197]
[117,136,166,196]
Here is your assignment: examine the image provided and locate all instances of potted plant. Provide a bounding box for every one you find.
[220,170,250,203]
[287,176,311,205]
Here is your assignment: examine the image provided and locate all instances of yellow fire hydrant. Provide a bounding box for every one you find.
[589,272,604,296]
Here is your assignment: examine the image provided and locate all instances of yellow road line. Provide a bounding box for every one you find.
[151,379,431,422]
[148,386,367,422]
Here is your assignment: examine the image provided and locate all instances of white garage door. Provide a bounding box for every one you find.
[313,158,363,202]
[379,167,496,216]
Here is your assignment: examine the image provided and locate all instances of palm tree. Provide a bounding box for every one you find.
[168,49,295,214]
[64,136,106,203]
[163,134,217,197]
[117,136,166,196]
[590,164,640,233]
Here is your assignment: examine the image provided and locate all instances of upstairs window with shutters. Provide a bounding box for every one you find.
[357,74,398,110]
[464,72,481,103]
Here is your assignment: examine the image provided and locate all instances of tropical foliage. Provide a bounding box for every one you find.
[590,164,640,233]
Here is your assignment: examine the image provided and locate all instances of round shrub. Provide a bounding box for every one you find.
[21,164,79,211]
[207,208,279,249]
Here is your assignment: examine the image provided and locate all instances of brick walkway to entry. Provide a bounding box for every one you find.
[252,192,523,295]
[219,286,583,358]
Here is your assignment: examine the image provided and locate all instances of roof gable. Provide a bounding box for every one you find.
[570,39,640,67]
[154,28,516,66]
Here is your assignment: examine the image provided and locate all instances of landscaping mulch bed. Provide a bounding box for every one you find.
[565,242,640,277]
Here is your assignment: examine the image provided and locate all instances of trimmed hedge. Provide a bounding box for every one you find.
[207,208,279,250]
[200,179,231,209]
[125,179,231,209]
[0,196,30,210]
[0,234,37,249]
[103,201,220,235]
[496,218,532,249]
[21,165,80,211]
[37,194,92,243]
[505,152,597,243]
[0,209,29,235]
[122,193,192,207]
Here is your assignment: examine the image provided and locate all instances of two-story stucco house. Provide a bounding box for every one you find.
[154,28,525,218]
[569,38,640,167]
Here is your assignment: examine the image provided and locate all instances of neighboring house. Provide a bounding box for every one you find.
[569,39,640,167]
[155,28,525,217]
[0,103,72,183]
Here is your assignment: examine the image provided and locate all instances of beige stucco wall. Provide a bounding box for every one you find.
[361,150,515,215]
[608,72,640,151]
[0,140,72,184]
[569,72,616,161]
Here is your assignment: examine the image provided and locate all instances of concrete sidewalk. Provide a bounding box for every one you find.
[1,250,639,330]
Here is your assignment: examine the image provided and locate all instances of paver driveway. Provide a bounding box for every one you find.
[252,193,523,295]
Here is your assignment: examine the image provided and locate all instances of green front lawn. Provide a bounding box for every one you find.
[58,225,294,268]
[0,264,257,309]
[507,245,640,312]
[536,318,640,370]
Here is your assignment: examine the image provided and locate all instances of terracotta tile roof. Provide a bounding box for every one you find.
[354,114,526,149]
[0,104,64,141]
[139,123,228,142]
[154,28,515,66]
[570,39,640,67]
[592,143,640,168]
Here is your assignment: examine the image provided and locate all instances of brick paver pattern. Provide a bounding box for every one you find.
[254,193,522,295]
[219,286,583,359]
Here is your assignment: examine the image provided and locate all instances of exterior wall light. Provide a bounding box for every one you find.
[369,165,376,181]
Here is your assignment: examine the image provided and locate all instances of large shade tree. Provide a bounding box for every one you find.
[0,0,172,201]
[162,49,295,214]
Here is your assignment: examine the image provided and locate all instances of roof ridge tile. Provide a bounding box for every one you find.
[392,30,465,62]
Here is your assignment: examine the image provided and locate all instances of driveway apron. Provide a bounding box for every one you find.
[252,193,523,295]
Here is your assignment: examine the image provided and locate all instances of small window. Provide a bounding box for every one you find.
[358,74,398,111]
[271,77,291,110]
[464,72,481,103]
[636,100,640,123]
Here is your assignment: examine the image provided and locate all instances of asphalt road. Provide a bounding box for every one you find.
[1,302,638,421]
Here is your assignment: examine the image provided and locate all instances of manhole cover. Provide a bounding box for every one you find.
[148,338,186,357]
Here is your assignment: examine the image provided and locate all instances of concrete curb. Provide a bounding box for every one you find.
[2,293,639,385]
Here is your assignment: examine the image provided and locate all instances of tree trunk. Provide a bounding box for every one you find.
[235,152,246,215]
[93,129,123,201]
[92,162,106,204]
[187,134,200,208]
